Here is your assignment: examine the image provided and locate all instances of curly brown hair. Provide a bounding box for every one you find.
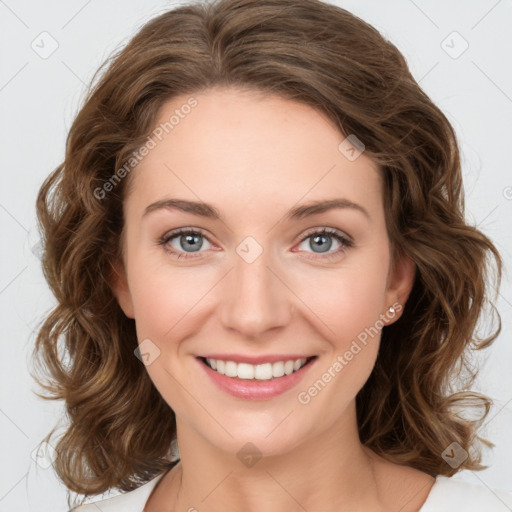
[30,0,502,508]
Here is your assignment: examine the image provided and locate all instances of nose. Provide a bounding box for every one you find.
[218,246,293,339]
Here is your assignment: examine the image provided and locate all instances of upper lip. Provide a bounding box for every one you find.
[198,354,317,365]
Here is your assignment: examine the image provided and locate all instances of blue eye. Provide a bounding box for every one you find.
[158,227,353,261]
[296,228,353,261]
[159,229,213,259]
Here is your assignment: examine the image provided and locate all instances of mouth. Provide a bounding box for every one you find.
[196,355,318,400]
[198,356,317,381]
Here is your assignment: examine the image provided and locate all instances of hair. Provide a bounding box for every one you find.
[31,0,502,508]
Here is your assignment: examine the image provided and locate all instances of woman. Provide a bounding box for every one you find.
[31,0,512,510]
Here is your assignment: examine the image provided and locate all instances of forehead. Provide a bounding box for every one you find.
[125,87,382,218]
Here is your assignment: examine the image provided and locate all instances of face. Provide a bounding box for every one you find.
[111,86,414,458]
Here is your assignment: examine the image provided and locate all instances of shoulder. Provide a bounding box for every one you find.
[421,475,512,512]
[68,472,166,512]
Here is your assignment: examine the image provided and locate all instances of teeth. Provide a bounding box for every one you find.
[225,361,237,377]
[254,363,271,380]
[205,357,309,380]
[238,363,255,379]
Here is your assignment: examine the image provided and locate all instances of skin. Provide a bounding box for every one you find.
[111,86,435,512]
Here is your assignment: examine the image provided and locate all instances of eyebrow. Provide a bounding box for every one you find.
[142,198,370,221]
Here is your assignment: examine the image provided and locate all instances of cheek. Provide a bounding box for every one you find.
[291,250,390,346]
[292,249,389,391]
[292,259,388,420]
[333,271,388,345]
[128,263,212,341]
[126,261,211,404]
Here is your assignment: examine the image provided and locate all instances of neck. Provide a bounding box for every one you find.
[158,402,421,512]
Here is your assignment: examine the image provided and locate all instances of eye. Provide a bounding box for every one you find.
[158,227,353,261]
[294,228,353,261]
[158,228,214,259]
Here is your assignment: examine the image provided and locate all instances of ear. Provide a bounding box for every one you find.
[108,258,135,319]
[383,250,416,325]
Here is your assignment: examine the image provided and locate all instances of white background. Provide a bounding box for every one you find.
[1,0,511,510]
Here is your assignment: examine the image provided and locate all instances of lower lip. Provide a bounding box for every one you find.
[197,357,317,400]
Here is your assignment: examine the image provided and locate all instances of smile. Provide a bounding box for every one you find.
[202,357,313,381]
[197,355,318,400]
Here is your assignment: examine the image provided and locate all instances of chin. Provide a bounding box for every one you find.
[201,416,309,461]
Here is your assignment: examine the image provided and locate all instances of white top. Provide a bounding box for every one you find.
[70,473,512,511]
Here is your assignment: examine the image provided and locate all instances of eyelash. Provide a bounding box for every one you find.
[157,227,354,261]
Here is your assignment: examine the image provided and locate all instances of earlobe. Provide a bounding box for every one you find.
[384,252,416,324]
[108,258,135,319]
